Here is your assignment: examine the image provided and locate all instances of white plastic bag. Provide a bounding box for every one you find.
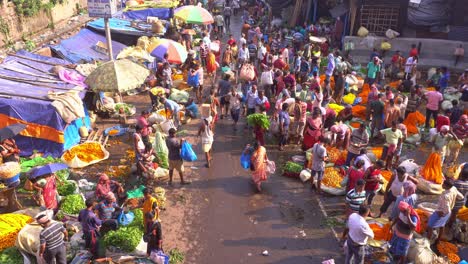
[441,100,453,110]
[266,160,276,174]
[385,29,400,39]
[357,26,369,37]
[399,159,420,175]
[261,71,273,85]
[300,169,311,182]
[148,112,166,124]
[407,236,436,264]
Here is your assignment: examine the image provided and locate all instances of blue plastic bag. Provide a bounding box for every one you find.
[240,152,251,170]
[181,141,197,161]
[187,72,200,87]
[118,211,135,226]
[150,250,169,264]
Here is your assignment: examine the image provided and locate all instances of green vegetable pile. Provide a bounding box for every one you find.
[60,194,85,214]
[283,161,303,173]
[246,114,270,129]
[55,169,69,182]
[115,103,135,116]
[57,180,76,196]
[103,226,143,252]
[129,209,143,229]
[0,247,22,263]
[169,248,185,264]
[20,156,62,173]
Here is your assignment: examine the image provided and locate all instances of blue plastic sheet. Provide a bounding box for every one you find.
[51,28,127,63]
[122,8,173,20]
[0,50,90,157]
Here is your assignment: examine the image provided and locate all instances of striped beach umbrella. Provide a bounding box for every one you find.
[174,5,214,25]
[149,39,188,64]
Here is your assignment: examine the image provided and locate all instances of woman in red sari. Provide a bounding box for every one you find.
[302,108,323,150]
[250,142,269,191]
[42,174,58,210]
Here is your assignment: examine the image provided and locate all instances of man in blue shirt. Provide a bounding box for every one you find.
[246,84,258,116]
[78,198,102,258]
[184,98,199,119]
[95,192,120,231]
[367,57,381,85]
[439,66,450,94]
[161,97,181,128]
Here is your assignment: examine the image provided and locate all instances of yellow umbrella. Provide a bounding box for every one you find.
[85,59,149,93]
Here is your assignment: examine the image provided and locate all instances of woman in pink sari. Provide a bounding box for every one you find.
[302,108,323,150]
[42,174,58,210]
[250,142,269,192]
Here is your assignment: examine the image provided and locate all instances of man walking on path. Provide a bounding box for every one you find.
[166,128,190,185]
[345,205,374,264]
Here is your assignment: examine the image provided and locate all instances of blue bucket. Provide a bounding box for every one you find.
[4,173,20,187]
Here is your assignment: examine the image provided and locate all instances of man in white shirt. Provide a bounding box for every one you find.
[257,41,267,68]
[239,33,247,49]
[282,45,290,65]
[354,149,372,171]
[345,205,374,264]
[238,43,250,66]
[404,55,417,79]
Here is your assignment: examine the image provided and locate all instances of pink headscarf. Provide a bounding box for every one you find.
[398,201,420,232]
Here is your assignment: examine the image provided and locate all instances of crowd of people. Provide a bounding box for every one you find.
[135,0,468,262]
[7,0,467,263]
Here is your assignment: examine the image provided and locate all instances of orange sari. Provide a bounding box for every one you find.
[251,146,267,184]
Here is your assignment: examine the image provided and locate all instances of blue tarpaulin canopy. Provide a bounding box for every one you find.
[87,18,153,37]
[51,28,127,63]
[122,8,173,20]
[0,50,90,157]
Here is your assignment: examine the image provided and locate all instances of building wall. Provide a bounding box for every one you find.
[344,36,468,71]
[0,0,87,46]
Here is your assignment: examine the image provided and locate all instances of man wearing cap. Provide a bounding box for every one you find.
[37,213,68,264]
[137,110,152,144]
[198,116,214,168]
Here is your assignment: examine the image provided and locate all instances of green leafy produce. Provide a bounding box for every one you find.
[156,152,169,169]
[20,156,62,173]
[0,247,22,263]
[60,194,85,214]
[57,180,76,196]
[129,209,143,229]
[115,103,135,116]
[103,226,143,252]
[246,114,270,129]
[55,169,69,182]
[283,161,303,173]
[169,248,185,264]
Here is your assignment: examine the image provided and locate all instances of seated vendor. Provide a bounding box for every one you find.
[184,98,199,119]
[95,173,124,202]
[95,192,121,231]
[336,104,353,123]
[0,138,20,162]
